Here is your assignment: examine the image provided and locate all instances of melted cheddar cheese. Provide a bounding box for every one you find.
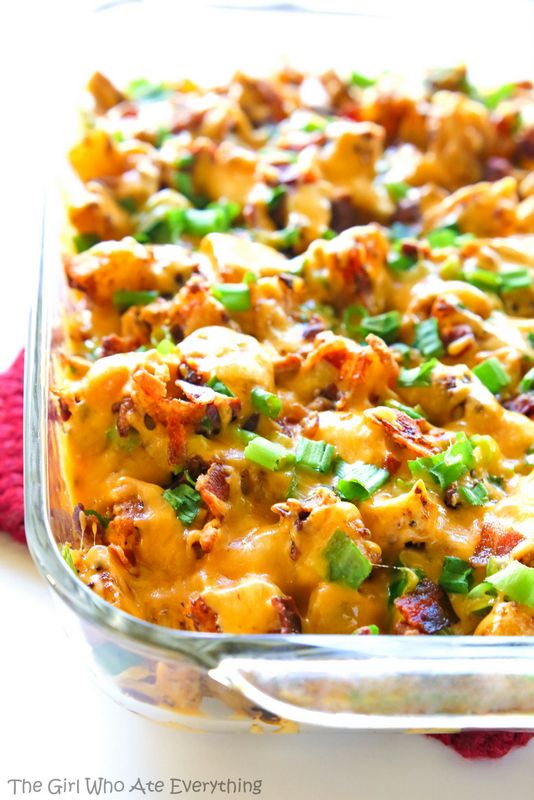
[57,66,534,636]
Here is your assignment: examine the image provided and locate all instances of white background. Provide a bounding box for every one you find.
[1,1,534,797]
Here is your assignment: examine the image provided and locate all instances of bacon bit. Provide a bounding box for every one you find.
[383,453,401,474]
[395,579,458,634]
[101,333,141,358]
[503,393,534,418]
[471,521,525,566]
[196,462,230,517]
[115,396,134,437]
[167,409,187,466]
[186,595,220,632]
[289,539,300,561]
[178,363,205,386]
[366,408,440,457]
[393,198,420,225]
[272,596,302,633]
[483,156,512,182]
[58,397,71,422]
[302,320,326,340]
[106,516,139,564]
[273,352,301,378]
[330,196,367,233]
[442,324,475,357]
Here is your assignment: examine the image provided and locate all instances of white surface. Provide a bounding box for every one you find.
[1,1,534,796]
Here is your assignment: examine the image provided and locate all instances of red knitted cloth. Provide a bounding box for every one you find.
[2,351,532,758]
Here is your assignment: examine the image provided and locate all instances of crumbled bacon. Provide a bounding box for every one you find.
[272,596,302,633]
[366,408,441,457]
[503,393,534,418]
[115,396,134,437]
[101,334,141,358]
[471,521,524,566]
[395,579,458,634]
[58,396,71,422]
[196,462,230,517]
[186,596,220,632]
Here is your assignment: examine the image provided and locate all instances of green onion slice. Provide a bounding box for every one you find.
[251,387,282,419]
[520,367,534,392]
[207,376,235,397]
[350,72,377,89]
[414,318,444,358]
[398,358,438,388]
[486,561,534,608]
[295,437,336,474]
[335,460,390,502]
[359,310,402,343]
[384,181,409,202]
[472,357,511,394]
[73,233,100,253]
[459,482,488,507]
[211,283,251,312]
[62,543,77,574]
[244,436,293,471]
[324,529,372,590]
[384,399,425,420]
[112,290,159,310]
[439,556,473,594]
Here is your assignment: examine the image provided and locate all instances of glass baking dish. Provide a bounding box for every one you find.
[24,0,534,732]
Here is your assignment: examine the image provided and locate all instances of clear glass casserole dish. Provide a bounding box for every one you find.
[24,0,534,732]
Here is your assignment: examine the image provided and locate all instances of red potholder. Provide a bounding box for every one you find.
[1,351,531,758]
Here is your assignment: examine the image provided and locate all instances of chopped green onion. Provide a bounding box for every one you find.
[459,482,489,506]
[486,561,534,608]
[481,83,515,110]
[387,250,418,272]
[527,333,534,349]
[163,484,201,526]
[244,436,293,471]
[62,543,77,574]
[136,207,185,243]
[350,72,376,89]
[84,509,110,529]
[414,318,444,358]
[112,290,159,309]
[211,283,251,312]
[398,357,438,388]
[462,263,502,291]
[343,304,367,337]
[359,310,402,343]
[336,460,389,502]
[388,565,421,605]
[384,181,410,202]
[426,224,474,249]
[390,342,413,367]
[353,624,380,635]
[472,357,511,394]
[126,78,171,101]
[295,437,336,474]
[251,386,282,419]
[408,433,474,490]
[73,233,100,253]
[266,185,287,214]
[207,376,235,397]
[384,399,425,420]
[500,266,532,293]
[322,228,337,240]
[182,207,230,237]
[520,367,534,392]
[323,529,372,590]
[154,128,172,148]
[439,556,473,594]
[156,339,175,355]
[117,196,138,214]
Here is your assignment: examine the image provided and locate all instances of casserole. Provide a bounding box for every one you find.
[25,0,534,731]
